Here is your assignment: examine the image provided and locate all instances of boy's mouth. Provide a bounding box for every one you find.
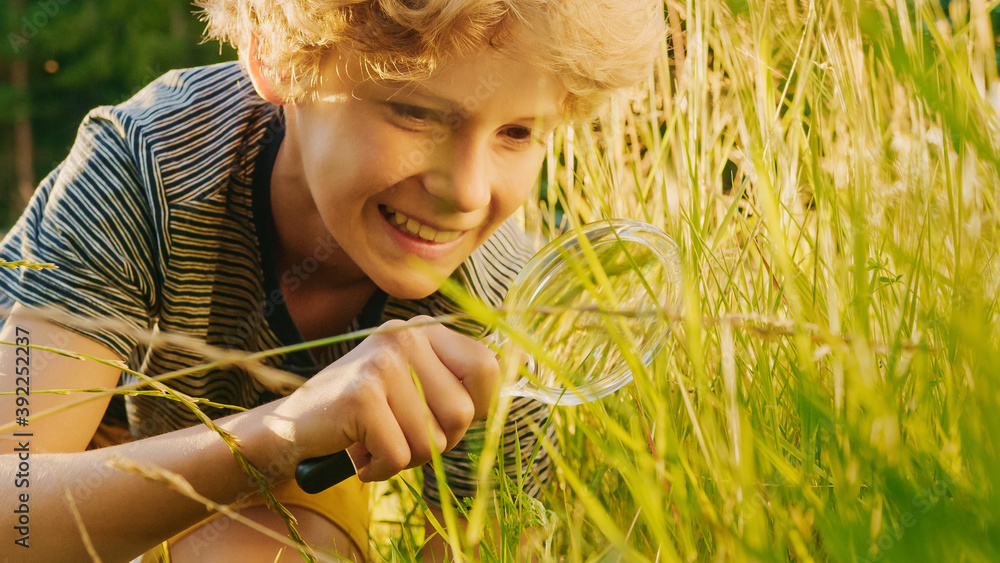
[380,205,461,243]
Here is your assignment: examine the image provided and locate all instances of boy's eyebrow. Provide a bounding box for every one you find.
[376,80,454,105]
[374,80,563,127]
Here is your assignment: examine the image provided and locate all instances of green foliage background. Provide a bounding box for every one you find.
[0,0,233,226]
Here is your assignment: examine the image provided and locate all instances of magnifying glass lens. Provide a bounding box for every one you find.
[500,219,681,405]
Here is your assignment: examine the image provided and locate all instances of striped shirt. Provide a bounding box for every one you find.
[0,62,553,506]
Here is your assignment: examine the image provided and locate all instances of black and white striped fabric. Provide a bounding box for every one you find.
[0,62,554,506]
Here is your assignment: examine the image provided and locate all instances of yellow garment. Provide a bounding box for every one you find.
[90,420,369,561]
[141,475,370,561]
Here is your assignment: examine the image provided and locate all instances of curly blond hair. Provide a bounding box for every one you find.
[195,0,664,119]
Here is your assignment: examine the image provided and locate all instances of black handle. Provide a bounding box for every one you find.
[295,449,357,494]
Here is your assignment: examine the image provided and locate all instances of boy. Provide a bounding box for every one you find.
[0,1,663,560]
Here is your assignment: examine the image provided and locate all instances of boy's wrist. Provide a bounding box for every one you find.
[226,397,301,485]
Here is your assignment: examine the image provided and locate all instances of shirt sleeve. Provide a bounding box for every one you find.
[0,110,161,360]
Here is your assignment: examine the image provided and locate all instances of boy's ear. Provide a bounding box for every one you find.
[245,34,286,105]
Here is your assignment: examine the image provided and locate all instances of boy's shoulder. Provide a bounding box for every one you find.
[88,62,271,159]
[81,62,275,203]
[115,62,261,121]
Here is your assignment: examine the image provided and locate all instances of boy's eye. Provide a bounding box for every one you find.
[504,126,532,141]
[388,103,436,124]
[501,125,540,148]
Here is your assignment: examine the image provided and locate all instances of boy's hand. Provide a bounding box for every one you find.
[273,316,498,482]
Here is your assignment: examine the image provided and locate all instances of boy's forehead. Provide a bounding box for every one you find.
[327,51,567,121]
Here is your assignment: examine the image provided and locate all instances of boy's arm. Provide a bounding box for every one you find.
[0,304,122,455]
[0,305,260,560]
[0,393,288,561]
[0,312,497,561]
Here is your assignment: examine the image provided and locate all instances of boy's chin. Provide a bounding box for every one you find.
[374,269,452,301]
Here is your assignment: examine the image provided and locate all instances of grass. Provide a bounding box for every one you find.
[377,0,1000,561]
[4,0,1000,560]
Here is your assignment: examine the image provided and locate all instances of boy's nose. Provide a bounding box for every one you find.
[422,138,491,213]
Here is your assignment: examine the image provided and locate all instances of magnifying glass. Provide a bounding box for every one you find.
[295,219,681,493]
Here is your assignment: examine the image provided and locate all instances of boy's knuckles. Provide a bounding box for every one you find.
[470,340,499,364]
[341,377,386,412]
[436,400,475,437]
[378,319,422,349]
[380,318,409,331]
[407,432,447,467]
[360,349,405,382]
[408,314,436,325]
[378,442,412,474]
[478,353,501,381]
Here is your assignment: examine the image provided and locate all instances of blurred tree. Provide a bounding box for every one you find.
[0,0,235,228]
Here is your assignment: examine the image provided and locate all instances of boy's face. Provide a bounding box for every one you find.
[289,50,565,299]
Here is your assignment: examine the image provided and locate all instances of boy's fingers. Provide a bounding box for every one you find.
[385,370,450,468]
[405,331,477,451]
[353,398,411,482]
[331,317,497,481]
[373,319,456,464]
[423,321,500,420]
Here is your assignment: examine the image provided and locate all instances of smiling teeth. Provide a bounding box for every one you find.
[384,206,461,243]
